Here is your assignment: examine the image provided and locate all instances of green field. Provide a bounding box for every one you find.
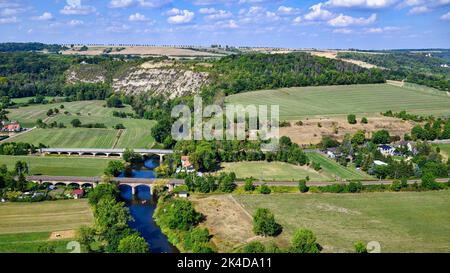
[436,143,450,161]
[6,100,156,148]
[218,161,328,181]
[307,152,373,180]
[0,155,115,176]
[234,191,450,252]
[0,199,93,253]
[11,96,62,104]
[225,84,450,120]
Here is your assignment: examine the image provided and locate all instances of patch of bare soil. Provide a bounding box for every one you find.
[281,116,415,145]
[309,50,380,69]
[191,194,282,252]
[49,230,75,240]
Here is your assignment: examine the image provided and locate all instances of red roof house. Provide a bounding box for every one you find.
[2,121,21,132]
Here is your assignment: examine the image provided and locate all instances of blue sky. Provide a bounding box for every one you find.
[0,0,449,49]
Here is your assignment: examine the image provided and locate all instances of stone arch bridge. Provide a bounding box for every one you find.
[40,148,173,162]
[27,176,184,195]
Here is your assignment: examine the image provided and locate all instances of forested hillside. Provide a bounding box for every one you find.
[337,51,450,91]
[0,42,65,53]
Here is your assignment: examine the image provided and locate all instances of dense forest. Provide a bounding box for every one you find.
[337,51,450,91]
[0,42,65,53]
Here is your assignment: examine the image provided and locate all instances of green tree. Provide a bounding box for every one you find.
[118,233,149,253]
[259,184,271,194]
[70,118,82,128]
[88,183,119,206]
[104,160,125,177]
[372,130,390,144]
[242,241,266,253]
[351,130,366,145]
[252,208,282,237]
[157,199,203,231]
[122,149,143,163]
[298,179,309,193]
[14,161,29,175]
[354,241,367,253]
[347,114,357,124]
[421,173,440,190]
[361,117,368,124]
[244,178,255,191]
[290,229,321,253]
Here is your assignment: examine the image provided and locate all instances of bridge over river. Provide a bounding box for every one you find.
[40,148,173,162]
[27,175,184,195]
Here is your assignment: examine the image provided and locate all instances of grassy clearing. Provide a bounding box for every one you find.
[0,232,71,253]
[225,84,450,120]
[234,191,450,253]
[0,199,93,234]
[436,143,450,161]
[6,100,155,148]
[0,155,115,176]
[307,152,373,181]
[218,161,328,181]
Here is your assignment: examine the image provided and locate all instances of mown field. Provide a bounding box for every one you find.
[0,199,93,253]
[234,191,450,252]
[218,161,328,181]
[0,155,114,176]
[307,152,373,180]
[6,100,156,148]
[225,84,450,120]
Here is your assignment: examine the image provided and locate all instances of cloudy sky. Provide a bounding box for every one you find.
[0,0,449,49]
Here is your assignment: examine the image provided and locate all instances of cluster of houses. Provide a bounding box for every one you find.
[1,121,22,132]
[325,141,418,167]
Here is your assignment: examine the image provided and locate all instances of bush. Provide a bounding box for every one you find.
[244,178,255,192]
[298,179,309,193]
[118,233,149,253]
[347,114,357,124]
[391,180,402,192]
[354,241,367,253]
[184,227,212,253]
[421,173,440,190]
[242,241,266,253]
[348,181,363,193]
[290,229,321,253]
[372,130,390,144]
[252,208,282,237]
[104,160,125,177]
[361,117,368,124]
[259,184,271,194]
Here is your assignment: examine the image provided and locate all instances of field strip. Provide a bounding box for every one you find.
[112,129,124,148]
[228,194,253,220]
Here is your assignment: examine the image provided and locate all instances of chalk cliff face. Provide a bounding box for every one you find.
[112,67,210,99]
[66,62,210,99]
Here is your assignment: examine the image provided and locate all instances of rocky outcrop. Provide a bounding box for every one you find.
[112,67,210,99]
[66,64,107,84]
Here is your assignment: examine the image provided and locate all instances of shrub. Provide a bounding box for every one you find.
[348,181,363,193]
[118,233,149,253]
[347,114,357,124]
[421,173,440,190]
[290,229,321,253]
[241,241,266,253]
[354,241,367,253]
[298,179,309,193]
[280,121,291,127]
[244,178,255,192]
[361,117,368,124]
[104,160,125,177]
[252,208,282,237]
[259,184,271,194]
[391,180,402,192]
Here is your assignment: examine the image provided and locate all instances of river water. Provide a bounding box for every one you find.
[118,159,178,253]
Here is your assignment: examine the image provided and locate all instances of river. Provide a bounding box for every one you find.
[118,158,178,253]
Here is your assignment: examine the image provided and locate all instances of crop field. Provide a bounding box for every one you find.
[0,155,115,176]
[233,191,450,252]
[0,199,93,234]
[6,100,155,148]
[218,161,328,181]
[0,200,93,253]
[225,84,450,120]
[307,152,373,180]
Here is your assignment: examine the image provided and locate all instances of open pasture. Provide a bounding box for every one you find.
[225,84,450,120]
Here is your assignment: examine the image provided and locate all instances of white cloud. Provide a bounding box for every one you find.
[441,11,450,20]
[60,0,96,15]
[328,13,377,27]
[365,26,401,33]
[33,12,53,21]
[205,10,232,20]
[304,3,334,21]
[333,28,353,34]
[109,0,134,8]
[326,0,398,8]
[138,0,172,8]
[199,8,217,14]
[129,12,148,21]
[166,9,195,24]
[277,6,301,15]
[106,24,130,32]
[215,19,239,29]
[0,16,17,24]
[68,19,84,26]
[408,6,431,14]
[292,16,302,25]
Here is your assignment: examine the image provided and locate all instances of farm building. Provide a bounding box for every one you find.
[377,145,396,157]
[2,121,22,132]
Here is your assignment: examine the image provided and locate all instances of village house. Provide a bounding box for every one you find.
[1,121,22,132]
[377,144,396,157]
[72,189,84,199]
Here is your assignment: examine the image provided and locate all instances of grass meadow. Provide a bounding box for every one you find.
[225,84,450,120]
[0,155,115,176]
[234,191,450,252]
[6,100,156,148]
[0,200,93,253]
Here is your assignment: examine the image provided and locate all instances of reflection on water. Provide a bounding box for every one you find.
[118,158,178,253]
